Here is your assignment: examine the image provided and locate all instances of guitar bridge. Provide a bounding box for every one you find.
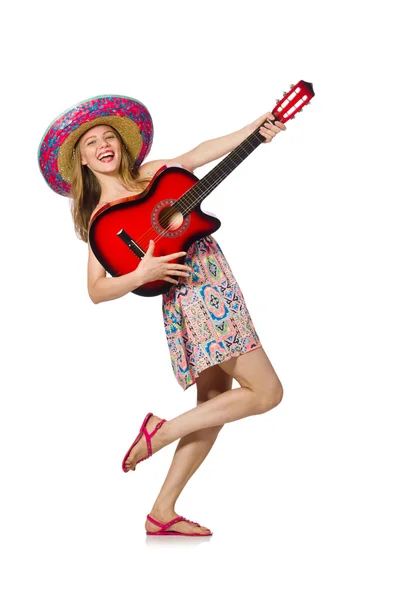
[117,229,145,259]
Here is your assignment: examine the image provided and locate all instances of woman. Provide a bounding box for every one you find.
[38,95,286,537]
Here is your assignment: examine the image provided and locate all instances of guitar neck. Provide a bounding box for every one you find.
[175,79,315,216]
[177,124,266,216]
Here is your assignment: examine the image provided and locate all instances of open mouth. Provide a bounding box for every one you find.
[98,152,115,163]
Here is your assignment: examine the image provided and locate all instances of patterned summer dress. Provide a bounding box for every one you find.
[162,234,262,390]
[141,162,261,391]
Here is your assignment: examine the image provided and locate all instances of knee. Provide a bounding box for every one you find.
[255,379,283,414]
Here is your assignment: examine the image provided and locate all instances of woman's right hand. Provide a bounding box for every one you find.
[136,240,193,285]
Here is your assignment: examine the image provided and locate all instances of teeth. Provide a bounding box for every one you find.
[99,153,114,160]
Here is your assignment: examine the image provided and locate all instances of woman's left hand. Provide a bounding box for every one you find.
[255,112,287,143]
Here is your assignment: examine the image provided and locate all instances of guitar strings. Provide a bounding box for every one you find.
[133,107,295,249]
[132,128,263,252]
[132,103,303,250]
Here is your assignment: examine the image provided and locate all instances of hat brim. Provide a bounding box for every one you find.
[38,95,153,197]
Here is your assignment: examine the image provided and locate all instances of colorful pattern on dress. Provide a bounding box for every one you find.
[162,235,262,390]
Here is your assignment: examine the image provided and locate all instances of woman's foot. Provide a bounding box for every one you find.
[146,509,212,536]
[124,414,167,471]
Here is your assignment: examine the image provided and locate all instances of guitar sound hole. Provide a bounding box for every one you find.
[158,207,184,231]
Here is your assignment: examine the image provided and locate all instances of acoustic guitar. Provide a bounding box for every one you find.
[89,80,315,297]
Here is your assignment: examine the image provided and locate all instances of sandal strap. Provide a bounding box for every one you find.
[183,517,201,527]
[139,413,153,433]
[142,419,167,457]
[147,514,184,531]
[148,419,167,438]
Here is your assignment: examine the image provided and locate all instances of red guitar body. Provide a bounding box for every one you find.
[89,166,221,297]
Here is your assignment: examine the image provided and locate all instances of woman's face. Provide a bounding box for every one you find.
[78,125,122,175]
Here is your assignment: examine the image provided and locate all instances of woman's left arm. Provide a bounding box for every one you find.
[173,111,286,171]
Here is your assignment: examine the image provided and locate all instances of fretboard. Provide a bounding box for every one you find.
[175,124,266,216]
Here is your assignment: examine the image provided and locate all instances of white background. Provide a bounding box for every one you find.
[1,0,396,598]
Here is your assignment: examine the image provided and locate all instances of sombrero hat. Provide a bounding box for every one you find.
[38,94,154,196]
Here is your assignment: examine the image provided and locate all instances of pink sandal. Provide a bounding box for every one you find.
[146,514,213,536]
[122,412,167,472]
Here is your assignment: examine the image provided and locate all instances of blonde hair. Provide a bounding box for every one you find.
[69,126,151,243]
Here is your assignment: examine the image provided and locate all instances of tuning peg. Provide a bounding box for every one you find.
[289,84,295,89]
[307,101,311,105]
[282,91,287,96]
[275,99,280,103]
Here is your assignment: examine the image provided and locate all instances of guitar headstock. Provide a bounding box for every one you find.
[272,80,315,123]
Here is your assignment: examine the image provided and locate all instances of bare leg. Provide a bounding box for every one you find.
[146,365,232,535]
[127,347,283,467]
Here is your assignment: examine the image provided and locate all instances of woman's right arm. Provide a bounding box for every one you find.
[87,240,192,304]
[87,242,144,304]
